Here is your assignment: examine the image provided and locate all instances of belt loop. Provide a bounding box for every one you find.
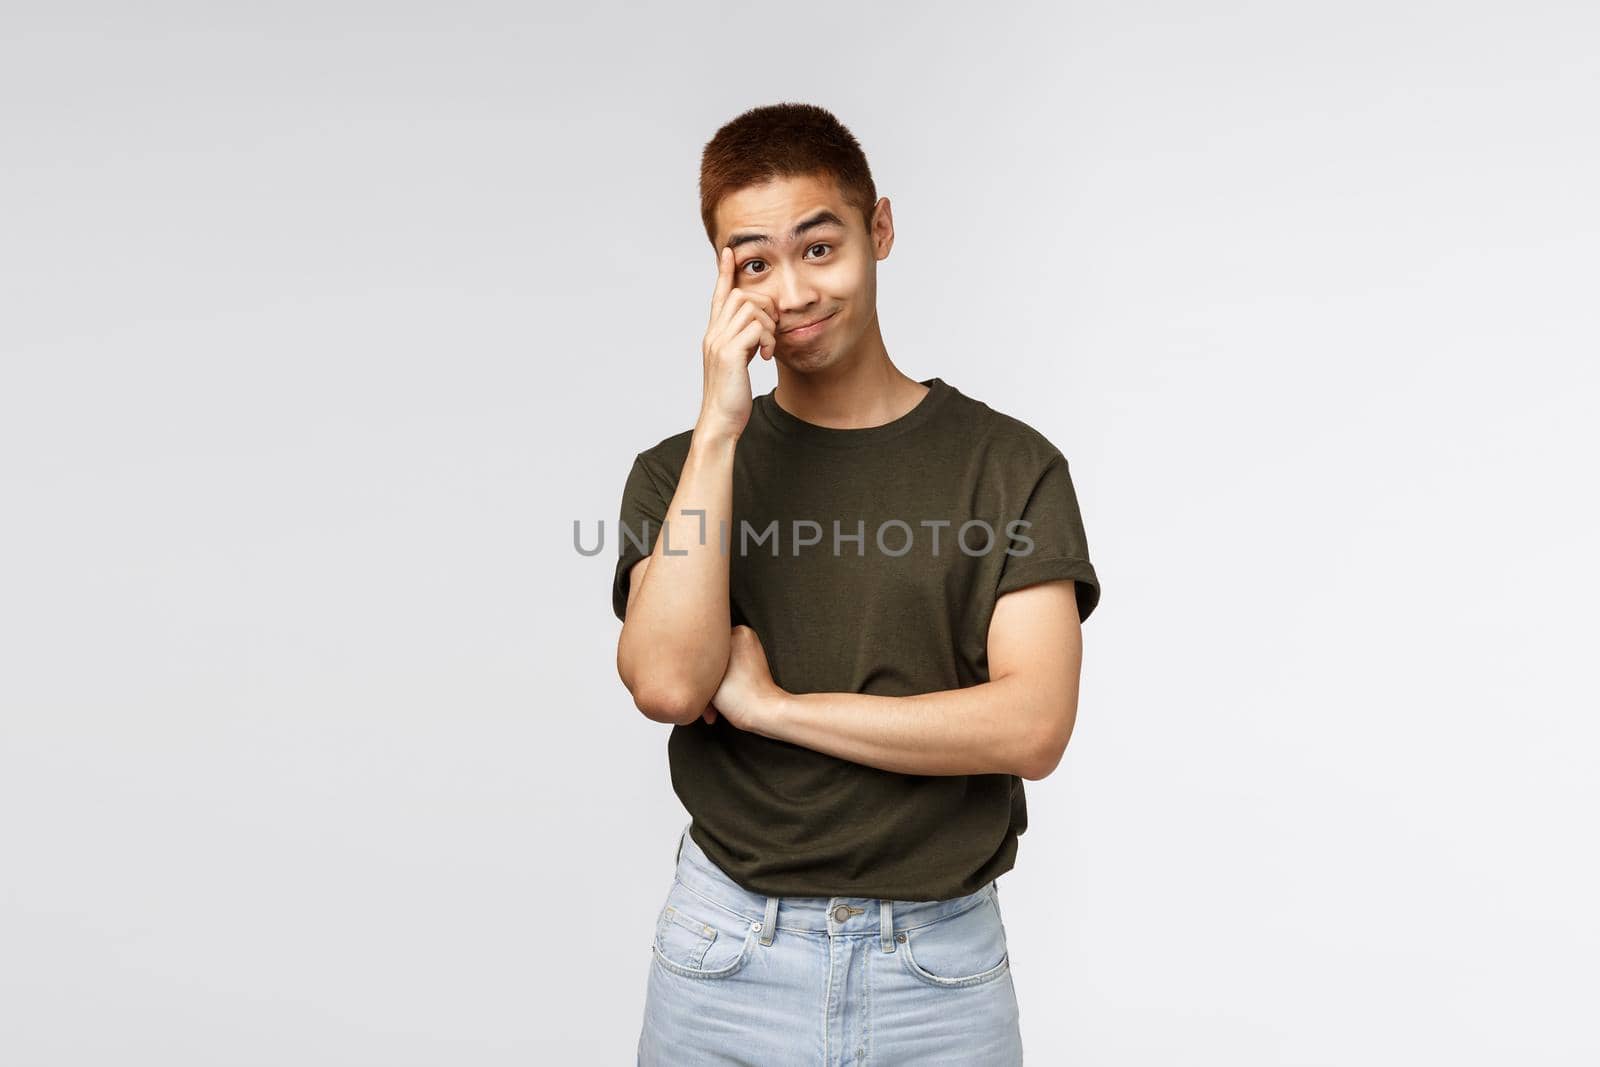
[760,895,779,946]
[879,898,895,952]
[675,822,688,866]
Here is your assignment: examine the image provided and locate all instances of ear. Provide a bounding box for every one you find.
[871,197,895,259]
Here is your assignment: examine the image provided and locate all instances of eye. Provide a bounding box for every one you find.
[739,259,768,277]
[805,243,832,259]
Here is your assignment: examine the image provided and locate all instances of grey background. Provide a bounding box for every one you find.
[4,2,1596,1063]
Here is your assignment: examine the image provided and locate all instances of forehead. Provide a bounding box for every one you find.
[713,173,851,246]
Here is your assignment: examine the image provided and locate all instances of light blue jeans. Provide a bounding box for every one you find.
[637,822,1024,1065]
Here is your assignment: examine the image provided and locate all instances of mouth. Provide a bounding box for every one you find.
[780,310,837,339]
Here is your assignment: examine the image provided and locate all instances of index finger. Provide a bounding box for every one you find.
[709,245,734,322]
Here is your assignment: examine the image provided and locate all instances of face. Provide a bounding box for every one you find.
[712,172,892,374]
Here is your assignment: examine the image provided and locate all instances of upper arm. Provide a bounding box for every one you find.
[611,451,673,622]
[987,578,1083,779]
[623,555,651,621]
[615,555,652,694]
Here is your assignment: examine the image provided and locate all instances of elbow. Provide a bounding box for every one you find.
[618,641,731,727]
[628,680,705,726]
[618,637,697,724]
[1017,708,1077,781]
[1016,749,1056,782]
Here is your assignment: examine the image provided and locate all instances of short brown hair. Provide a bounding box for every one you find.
[699,102,878,247]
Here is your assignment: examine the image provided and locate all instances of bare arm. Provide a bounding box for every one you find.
[615,429,740,725]
[615,245,778,726]
[721,579,1084,779]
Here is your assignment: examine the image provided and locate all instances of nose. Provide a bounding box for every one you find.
[773,265,818,321]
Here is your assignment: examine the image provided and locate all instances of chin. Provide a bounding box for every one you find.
[779,349,836,374]
[788,335,847,367]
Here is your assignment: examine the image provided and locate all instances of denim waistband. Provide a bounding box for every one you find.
[670,822,997,949]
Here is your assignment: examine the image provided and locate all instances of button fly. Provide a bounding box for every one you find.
[831,903,864,923]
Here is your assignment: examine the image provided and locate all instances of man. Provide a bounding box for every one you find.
[614,102,1100,1065]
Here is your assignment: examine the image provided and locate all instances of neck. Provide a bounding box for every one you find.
[771,337,928,430]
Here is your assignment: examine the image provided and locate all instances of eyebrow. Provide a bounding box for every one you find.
[725,210,847,252]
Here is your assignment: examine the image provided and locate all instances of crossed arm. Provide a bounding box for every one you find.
[621,556,1083,781]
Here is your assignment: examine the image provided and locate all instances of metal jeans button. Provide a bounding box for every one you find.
[831,904,851,923]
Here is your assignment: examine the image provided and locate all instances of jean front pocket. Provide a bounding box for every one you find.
[899,887,1011,989]
[651,880,756,980]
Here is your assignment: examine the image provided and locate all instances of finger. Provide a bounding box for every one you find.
[736,318,766,363]
[709,245,734,324]
[729,290,778,335]
[713,287,776,344]
[727,292,778,338]
[713,306,776,364]
[747,290,779,322]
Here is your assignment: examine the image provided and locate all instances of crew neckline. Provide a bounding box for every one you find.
[755,376,953,449]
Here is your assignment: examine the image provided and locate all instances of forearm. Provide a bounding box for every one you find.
[617,424,738,719]
[750,675,1049,780]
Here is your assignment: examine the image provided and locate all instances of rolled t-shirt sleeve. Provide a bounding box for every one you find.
[996,451,1101,622]
[611,452,672,622]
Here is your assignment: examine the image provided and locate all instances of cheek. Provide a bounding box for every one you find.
[842,257,870,284]
[819,261,867,302]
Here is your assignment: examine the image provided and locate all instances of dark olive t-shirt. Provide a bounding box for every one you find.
[611,376,1100,901]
